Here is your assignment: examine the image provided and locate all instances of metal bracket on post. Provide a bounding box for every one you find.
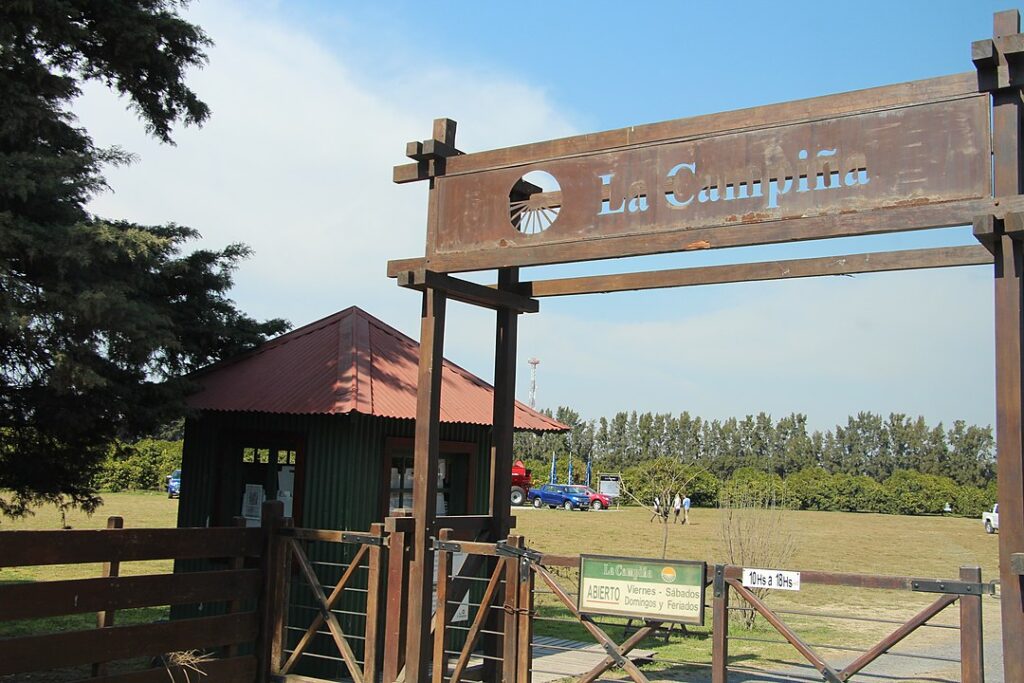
[433,539,462,553]
[911,579,997,596]
[713,564,726,599]
[599,639,628,667]
[495,541,543,583]
[1010,553,1024,575]
[340,532,384,547]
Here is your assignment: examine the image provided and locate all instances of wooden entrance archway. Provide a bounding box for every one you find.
[389,10,1024,682]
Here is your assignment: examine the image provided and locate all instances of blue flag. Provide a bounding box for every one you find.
[549,453,557,484]
[585,456,592,488]
[567,458,574,485]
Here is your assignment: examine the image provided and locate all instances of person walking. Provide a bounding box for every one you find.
[682,493,691,524]
[673,493,682,524]
[651,495,661,522]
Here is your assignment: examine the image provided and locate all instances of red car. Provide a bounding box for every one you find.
[583,487,611,511]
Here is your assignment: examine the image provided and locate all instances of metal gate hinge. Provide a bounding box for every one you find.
[911,579,996,596]
[340,532,384,546]
[433,539,462,553]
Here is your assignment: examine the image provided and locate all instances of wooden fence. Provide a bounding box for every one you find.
[0,505,993,683]
[0,503,285,683]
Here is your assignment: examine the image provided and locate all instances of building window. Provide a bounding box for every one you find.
[383,438,476,518]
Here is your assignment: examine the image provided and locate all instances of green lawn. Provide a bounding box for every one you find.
[0,493,1000,681]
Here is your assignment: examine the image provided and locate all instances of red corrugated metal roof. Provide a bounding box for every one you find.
[186,306,567,432]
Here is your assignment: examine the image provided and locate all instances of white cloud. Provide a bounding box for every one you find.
[78,1,577,336]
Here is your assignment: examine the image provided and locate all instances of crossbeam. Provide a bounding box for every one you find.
[396,268,539,313]
[506,245,990,297]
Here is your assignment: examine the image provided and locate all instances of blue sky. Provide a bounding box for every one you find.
[80,1,1011,430]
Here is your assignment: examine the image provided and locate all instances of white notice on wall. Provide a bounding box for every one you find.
[742,568,801,591]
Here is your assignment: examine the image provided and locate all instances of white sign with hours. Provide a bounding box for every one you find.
[742,568,801,591]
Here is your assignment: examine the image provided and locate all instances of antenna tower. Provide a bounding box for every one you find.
[527,357,540,408]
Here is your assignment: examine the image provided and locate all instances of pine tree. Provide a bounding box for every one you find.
[0,1,288,518]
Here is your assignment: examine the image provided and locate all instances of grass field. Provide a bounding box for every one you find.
[512,504,1001,679]
[0,493,1002,681]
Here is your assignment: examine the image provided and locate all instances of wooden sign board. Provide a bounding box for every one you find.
[578,554,706,625]
[429,96,989,271]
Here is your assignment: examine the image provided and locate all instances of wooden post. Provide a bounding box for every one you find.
[959,566,985,683]
[432,528,453,683]
[384,515,411,682]
[258,500,286,683]
[710,565,728,683]
[501,536,523,683]
[364,523,385,683]
[988,11,1024,683]
[91,515,123,678]
[227,515,247,658]
[483,268,521,680]
[405,287,447,682]
[515,541,535,683]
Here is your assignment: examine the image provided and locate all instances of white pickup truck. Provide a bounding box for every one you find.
[983,504,999,534]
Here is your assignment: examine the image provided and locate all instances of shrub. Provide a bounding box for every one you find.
[96,439,182,492]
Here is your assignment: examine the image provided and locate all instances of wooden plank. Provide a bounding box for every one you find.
[0,526,263,567]
[397,268,538,314]
[0,569,261,620]
[839,593,957,679]
[429,97,991,264]
[435,514,515,532]
[721,564,915,590]
[395,72,981,182]
[388,195,1024,276]
[259,502,288,683]
[0,613,258,676]
[79,655,257,683]
[514,246,992,298]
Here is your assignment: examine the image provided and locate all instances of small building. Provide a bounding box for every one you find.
[177,306,565,533]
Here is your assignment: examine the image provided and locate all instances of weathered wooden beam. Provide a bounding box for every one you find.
[397,268,539,313]
[387,196,1024,276]
[506,246,991,298]
[394,72,980,183]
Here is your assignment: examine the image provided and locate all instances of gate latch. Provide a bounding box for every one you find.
[911,579,996,596]
[495,541,543,563]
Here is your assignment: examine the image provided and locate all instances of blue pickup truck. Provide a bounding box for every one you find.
[167,469,181,499]
[527,484,591,511]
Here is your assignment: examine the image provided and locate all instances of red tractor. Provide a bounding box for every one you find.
[511,460,533,506]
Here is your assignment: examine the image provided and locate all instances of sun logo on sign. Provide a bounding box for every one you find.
[661,566,677,583]
[509,170,561,235]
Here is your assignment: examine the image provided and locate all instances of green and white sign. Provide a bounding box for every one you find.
[578,555,706,625]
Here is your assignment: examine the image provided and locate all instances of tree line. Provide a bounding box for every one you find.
[514,408,995,495]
